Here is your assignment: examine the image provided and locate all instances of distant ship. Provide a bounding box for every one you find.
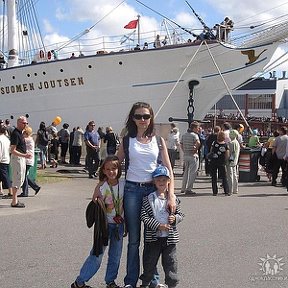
[1,0,288,132]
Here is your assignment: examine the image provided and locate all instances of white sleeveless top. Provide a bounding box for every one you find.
[126,136,159,182]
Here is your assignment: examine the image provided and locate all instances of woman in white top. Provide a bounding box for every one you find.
[116,102,175,288]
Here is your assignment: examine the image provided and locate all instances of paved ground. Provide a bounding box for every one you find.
[1,164,288,288]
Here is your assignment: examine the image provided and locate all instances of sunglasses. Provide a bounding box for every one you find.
[133,114,151,120]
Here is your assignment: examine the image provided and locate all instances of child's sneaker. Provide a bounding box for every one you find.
[70,282,92,288]
[106,281,120,288]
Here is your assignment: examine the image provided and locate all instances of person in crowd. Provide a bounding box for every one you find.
[234,124,245,148]
[154,35,161,48]
[205,126,221,176]
[222,122,232,143]
[20,126,41,197]
[72,127,84,165]
[98,127,106,167]
[180,121,201,194]
[58,123,70,164]
[248,129,261,148]
[209,131,229,196]
[272,126,288,186]
[36,121,49,169]
[4,118,14,138]
[227,129,240,195]
[139,165,184,288]
[84,121,101,179]
[71,155,125,288]
[264,130,279,181]
[47,120,58,163]
[104,127,119,156]
[10,116,32,207]
[50,133,60,168]
[166,123,180,171]
[0,126,13,199]
[69,127,76,164]
[115,102,176,288]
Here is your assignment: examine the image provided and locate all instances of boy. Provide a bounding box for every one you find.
[140,165,184,288]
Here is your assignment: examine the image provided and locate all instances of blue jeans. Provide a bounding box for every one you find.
[37,144,47,166]
[75,223,124,286]
[124,181,159,287]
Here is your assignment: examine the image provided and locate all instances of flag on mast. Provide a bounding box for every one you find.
[124,19,138,29]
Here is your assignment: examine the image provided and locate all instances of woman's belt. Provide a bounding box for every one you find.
[126,180,154,187]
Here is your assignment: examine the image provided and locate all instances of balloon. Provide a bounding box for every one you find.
[239,124,244,133]
[53,116,62,126]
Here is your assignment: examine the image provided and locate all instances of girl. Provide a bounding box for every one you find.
[71,155,124,288]
[20,126,41,197]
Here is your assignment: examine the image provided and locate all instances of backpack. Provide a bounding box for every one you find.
[123,135,163,177]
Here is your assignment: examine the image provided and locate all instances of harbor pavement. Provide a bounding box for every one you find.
[1,164,288,288]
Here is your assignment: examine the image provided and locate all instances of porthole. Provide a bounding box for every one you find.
[27,74,31,77]
[88,65,92,68]
[60,69,63,72]
[119,61,123,65]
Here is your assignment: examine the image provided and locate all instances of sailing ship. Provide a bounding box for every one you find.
[1,0,288,133]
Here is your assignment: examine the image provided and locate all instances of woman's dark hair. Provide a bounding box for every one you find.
[99,155,122,181]
[39,121,46,130]
[125,102,154,138]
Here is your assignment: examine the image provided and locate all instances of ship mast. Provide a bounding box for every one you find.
[7,0,19,67]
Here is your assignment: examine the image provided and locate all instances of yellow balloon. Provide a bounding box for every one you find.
[239,126,244,133]
[53,116,62,126]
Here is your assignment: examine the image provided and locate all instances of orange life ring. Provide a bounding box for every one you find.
[39,50,44,58]
[47,51,52,60]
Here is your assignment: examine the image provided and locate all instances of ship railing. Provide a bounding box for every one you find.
[15,27,196,65]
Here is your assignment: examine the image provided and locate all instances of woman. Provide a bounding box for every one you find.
[209,130,230,196]
[116,102,176,288]
[36,121,49,169]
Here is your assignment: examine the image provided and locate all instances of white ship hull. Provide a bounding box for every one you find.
[0,41,278,132]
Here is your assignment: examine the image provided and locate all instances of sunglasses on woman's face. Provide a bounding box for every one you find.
[133,114,151,120]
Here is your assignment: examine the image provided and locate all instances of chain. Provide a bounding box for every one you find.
[187,80,199,125]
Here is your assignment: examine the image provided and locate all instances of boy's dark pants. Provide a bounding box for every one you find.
[140,238,178,288]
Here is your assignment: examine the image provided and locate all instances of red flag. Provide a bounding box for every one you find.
[124,19,138,29]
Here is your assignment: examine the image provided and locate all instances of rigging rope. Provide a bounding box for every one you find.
[154,41,204,118]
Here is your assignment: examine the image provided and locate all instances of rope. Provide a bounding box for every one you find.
[203,41,253,134]
[154,41,204,118]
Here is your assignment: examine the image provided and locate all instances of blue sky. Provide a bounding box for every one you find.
[35,0,288,40]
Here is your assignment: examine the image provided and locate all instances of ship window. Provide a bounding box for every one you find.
[88,65,92,68]
[12,76,15,79]
[27,74,31,77]
[43,72,46,75]
[34,73,37,76]
[119,61,122,65]
[60,69,63,72]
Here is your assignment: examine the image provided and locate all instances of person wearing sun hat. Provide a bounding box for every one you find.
[139,165,185,288]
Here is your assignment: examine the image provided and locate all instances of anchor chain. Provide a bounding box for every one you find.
[187,85,195,125]
[168,80,199,128]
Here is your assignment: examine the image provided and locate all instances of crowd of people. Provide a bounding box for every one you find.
[2,103,288,288]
